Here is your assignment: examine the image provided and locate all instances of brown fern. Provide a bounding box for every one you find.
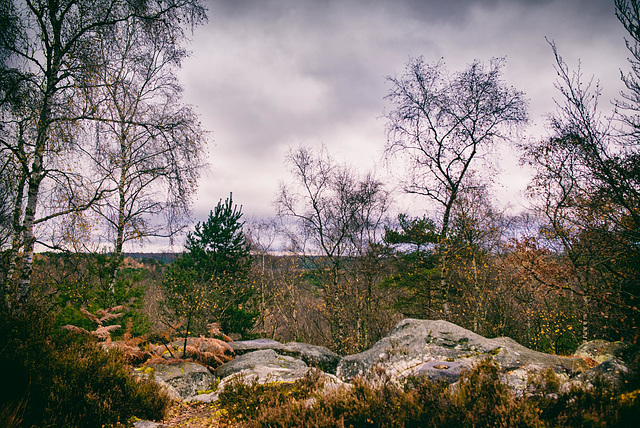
[61,305,124,342]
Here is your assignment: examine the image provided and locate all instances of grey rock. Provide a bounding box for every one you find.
[141,362,216,400]
[229,338,285,353]
[571,357,635,392]
[281,342,341,374]
[133,421,170,428]
[215,349,308,379]
[337,319,587,383]
[571,340,639,392]
[190,349,345,403]
[230,339,341,374]
[573,340,636,364]
[413,360,469,383]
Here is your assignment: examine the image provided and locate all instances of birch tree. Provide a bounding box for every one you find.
[87,16,206,294]
[385,57,528,240]
[276,146,392,353]
[385,58,527,315]
[0,0,206,308]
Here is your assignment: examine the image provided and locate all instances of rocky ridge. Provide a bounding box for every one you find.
[137,318,638,406]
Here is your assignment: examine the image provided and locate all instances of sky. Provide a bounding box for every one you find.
[162,0,630,250]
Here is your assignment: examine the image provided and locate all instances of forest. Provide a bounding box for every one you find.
[1,0,639,427]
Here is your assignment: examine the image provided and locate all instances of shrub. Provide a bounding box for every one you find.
[534,378,640,427]
[0,304,171,428]
[216,361,543,428]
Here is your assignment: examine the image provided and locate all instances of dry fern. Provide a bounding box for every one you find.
[61,305,125,342]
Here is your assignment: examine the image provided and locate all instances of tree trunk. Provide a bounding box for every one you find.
[16,164,44,302]
[15,49,59,303]
[582,295,589,343]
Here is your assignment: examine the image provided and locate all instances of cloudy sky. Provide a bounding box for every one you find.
[166,0,629,248]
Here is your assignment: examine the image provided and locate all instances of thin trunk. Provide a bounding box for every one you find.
[472,254,480,333]
[183,313,192,358]
[440,251,450,318]
[582,295,589,343]
[16,45,59,303]
[107,179,127,294]
[440,199,453,319]
[16,164,44,302]
[3,171,27,307]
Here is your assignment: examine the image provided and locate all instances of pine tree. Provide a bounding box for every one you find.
[164,194,256,343]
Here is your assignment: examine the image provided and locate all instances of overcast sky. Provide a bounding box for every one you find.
[160,0,629,250]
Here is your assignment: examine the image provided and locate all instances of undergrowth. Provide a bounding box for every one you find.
[216,360,640,428]
[0,303,171,428]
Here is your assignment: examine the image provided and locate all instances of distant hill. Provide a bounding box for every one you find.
[124,252,179,264]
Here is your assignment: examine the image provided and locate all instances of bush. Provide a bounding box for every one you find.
[0,304,171,428]
[531,374,640,428]
[216,360,640,427]
[216,361,543,428]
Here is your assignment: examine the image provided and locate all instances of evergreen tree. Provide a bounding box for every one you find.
[164,194,256,343]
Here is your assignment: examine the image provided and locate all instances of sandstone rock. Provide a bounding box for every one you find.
[337,319,588,383]
[570,340,639,392]
[215,349,308,379]
[189,349,345,403]
[229,338,285,353]
[133,421,170,428]
[230,339,341,374]
[573,339,636,365]
[136,362,216,400]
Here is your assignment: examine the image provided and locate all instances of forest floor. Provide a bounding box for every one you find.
[158,401,231,427]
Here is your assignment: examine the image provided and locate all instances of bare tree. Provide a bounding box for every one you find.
[521,37,640,342]
[385,58,527,316]
[86,17,206,293]
[385,57,528,240]
[0,0,206,307]
[276,145,393,353]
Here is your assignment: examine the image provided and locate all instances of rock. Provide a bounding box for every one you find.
[229,338,285,353]
[413,360,467,383]
[281,342,342,374]
[570,340,639,392]
[189,349,345,403]
[230,339,341,374]
[215,349,308,380]
[136,362,216,400]
[336,319,588,383]
[133,421,170,428]
[573,340,636,365]
[569,357,638,393]
[573,357,633,391]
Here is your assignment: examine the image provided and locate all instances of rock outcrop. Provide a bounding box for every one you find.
[190,349,343,403]
[134,362,217,400]
[570,339,639,391]
[337,319,588,385]
[138,319,638,407]
[230,339,341,374]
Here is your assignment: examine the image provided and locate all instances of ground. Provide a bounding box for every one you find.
[160,401,230,428]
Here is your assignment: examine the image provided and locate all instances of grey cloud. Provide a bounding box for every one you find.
[177,0,628,230]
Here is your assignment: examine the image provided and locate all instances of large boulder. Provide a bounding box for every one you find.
[337,319,588,384]
[230,339,341,374]
[135,362,216,400]
[191,349,344,403]
[133,421,170,428]
[215,349,309,380]
[573,339,637,365]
